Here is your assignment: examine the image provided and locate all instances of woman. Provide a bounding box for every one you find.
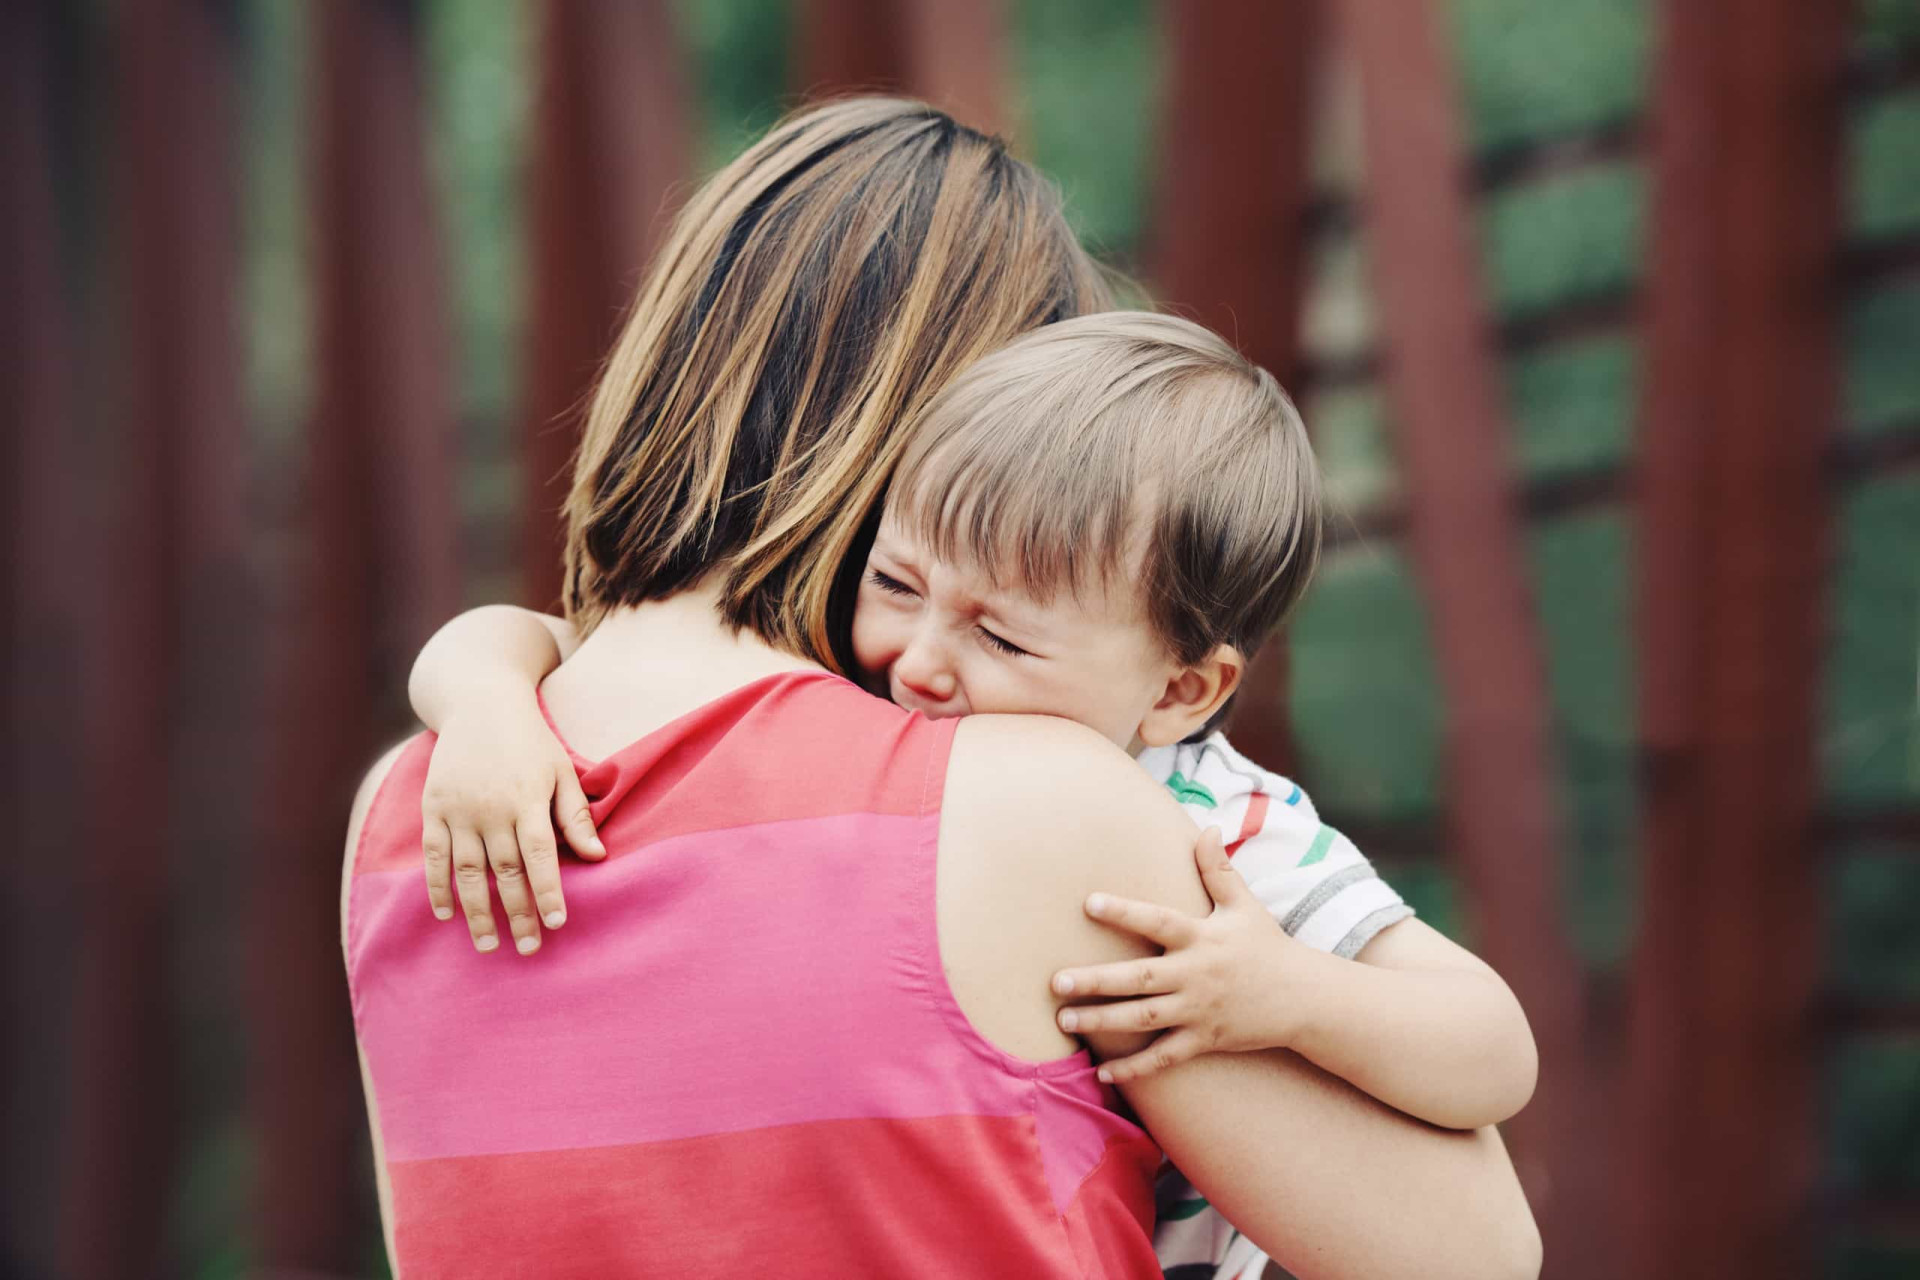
[343,98,1539,1278]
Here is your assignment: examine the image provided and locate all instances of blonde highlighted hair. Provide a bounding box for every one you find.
[563,97,1111,671]
[889,311,1323,671]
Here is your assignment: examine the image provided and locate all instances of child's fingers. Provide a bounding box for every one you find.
[450,827,499,952]
[483,825,543,956]
[1193,826,1254,909]
[514,808,567,930]
[1082,892,1200,949]
[1056,995,1184,1036]
[1095,1030,1206,1086]
[1051,957,1179,999]
[553,768,605,860]
[422,819,456,921]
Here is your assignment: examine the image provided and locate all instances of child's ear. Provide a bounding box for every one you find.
[1138,645,1245,748]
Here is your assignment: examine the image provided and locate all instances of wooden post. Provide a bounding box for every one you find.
[795,0,1008,136]
[795,0,907,101]
[1335,0,1603,1270]
[54,1,247,1273]
[896,0,1009,138]
[522,0,689,611]
[1625,2,1846,1276]
[2,3,85,1273]
[253,0,457,1267]
[1147,0,1321,773]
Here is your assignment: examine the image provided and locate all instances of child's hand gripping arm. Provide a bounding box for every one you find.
[1052,848,1539,1130]
[410,605,604,956]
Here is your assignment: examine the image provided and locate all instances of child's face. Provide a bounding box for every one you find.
[850,509,1181,751]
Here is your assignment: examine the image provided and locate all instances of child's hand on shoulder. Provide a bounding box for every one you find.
[1051,828,1316,1084]
[420,695,605,956]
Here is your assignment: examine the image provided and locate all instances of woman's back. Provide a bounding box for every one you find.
[346,669,1162,1278]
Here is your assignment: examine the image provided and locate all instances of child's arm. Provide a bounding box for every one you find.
[1053,843,1538,1131]
[410,605,604,955]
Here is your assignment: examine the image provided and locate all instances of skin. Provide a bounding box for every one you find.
[353,583,1543,1277]
[851,511,1235,750]
[405,500,1538,1125]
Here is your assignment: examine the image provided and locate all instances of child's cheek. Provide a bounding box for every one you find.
[847,598,891,698]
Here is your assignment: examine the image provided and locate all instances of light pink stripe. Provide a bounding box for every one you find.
[350,811,1039,1162]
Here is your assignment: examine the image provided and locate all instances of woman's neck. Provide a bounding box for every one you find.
[540,580,824,760]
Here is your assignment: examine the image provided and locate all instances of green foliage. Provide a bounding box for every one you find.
[1529,513,1635,968]
[677,0,792,172]
[1852,90,1920,243]
[1382,860,1467,945]
[238,0,310,445]
[1479,161,1644,318]
[1824,477,1920,808]
[1829,849,1920,1003]
[1857,0,1920,59]
[1847,282,1920,436]
[1308,384,1397,513]
[1826,1238,1920,1280]
[1507,334,1638,476]
[1289,543,1443,823]
[1449,0,1649,152]
[423,0,529,430]
[1827,1037,1920,1196]
[1012,0,1159,260]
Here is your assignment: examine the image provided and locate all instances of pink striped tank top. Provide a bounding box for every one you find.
[346,670,1163,1277]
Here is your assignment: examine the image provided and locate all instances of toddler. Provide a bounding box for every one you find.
[410,312,1537,1280]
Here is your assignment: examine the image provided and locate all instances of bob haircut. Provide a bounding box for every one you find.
[562,97,1111,671]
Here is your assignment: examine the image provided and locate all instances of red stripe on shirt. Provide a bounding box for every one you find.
[1226,791,1271,856]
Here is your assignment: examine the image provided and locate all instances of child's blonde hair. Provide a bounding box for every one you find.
[889,311,1322,673]
[563,97,1111,671]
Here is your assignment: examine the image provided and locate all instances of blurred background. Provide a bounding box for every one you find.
[3,1,1916,1277]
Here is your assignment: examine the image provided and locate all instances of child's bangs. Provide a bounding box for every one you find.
[889,419,1140,603]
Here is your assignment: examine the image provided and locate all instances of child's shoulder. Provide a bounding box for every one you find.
[1136,731,1320,823]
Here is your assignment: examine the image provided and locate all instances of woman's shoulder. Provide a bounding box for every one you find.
[936,714,1213,1049]
[945,714,1185,842]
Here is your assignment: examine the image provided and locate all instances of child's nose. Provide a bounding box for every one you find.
[895,636,957,701]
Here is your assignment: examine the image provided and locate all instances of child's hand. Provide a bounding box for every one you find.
[1050,827,1310,1084]
[420,696,605,956]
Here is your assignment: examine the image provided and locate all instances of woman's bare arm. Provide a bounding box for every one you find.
[942,715,1542,1280]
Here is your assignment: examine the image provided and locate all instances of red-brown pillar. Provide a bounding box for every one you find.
[1147,0,1321,773]
[795,0,1008,136]
[522,0,689,611]
[56,1,247,1273]
[253,0,457,1267]
[3,2,85,1273]
[1335,0,1602,1270]
[1625,2,1846,1276]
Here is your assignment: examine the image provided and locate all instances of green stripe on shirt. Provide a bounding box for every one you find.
[1298,825,1337,867]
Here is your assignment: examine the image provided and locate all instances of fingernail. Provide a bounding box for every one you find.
[544,910,566,929]
[1053,974,1075,995]
[475,935,499,953]
[1086,894,1108,915]
[434,906,453,921]
[1059,1009,1079,1031]
[1097,1067,1114,1084]
[515,936,539,955]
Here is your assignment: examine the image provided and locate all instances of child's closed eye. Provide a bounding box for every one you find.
[976,626,1030,658]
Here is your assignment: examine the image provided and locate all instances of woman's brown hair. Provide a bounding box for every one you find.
[563,97,1110,671]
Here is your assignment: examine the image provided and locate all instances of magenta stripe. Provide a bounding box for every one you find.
[350,811,1048,1161]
